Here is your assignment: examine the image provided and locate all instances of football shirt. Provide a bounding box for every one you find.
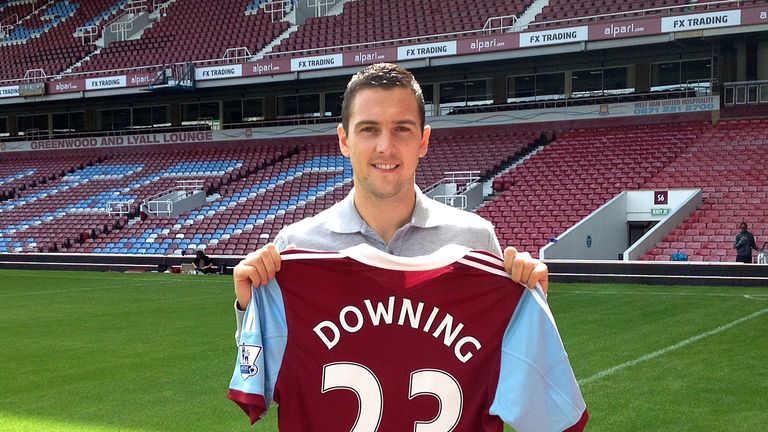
[228,243,588,431]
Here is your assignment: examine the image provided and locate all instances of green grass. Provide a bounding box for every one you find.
[1,270,766,431]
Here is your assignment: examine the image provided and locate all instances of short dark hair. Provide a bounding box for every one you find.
[341,63,425,133]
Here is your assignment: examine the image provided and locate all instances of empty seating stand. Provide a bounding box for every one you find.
[272,0,534,55]
[640,119,768,262]
[0,0,125,83]
[0,140,299,253]
[477,122,704,258]
[2,120,765,260]
[72,0,289,74]
[0,125,537,256]
[533,0,744,27]
[417,126,538,187]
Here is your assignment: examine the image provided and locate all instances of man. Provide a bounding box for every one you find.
[734,222,759,263]
[233,63,548,315]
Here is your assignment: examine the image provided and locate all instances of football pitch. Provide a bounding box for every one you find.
[1,269,766,432]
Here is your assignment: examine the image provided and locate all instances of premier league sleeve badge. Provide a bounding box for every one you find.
[239,344,263,380]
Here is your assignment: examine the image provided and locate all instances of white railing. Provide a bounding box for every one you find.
[483,14,517,33]
[424,171,481,210]
[23,128,41,137]
[23,68,46,82]
[1,13,18,27]
[108,201,133,216]
[153,0,169,19]
[126,0,148,14]
[109,19,133,42]
[264,0,287,22]
[147,199,173,215]
[143,180,204,216]
[307,0,335,16]
[724,80,768,105]
[223,47,252,63]
[0,13,18,38]
[73,24,98,44]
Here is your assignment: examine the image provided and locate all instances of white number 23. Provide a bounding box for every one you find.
[322,362,463,432]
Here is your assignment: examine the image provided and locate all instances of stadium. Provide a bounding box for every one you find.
[1,0,767,430]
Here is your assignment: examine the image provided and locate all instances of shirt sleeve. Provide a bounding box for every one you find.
[227,281,289,424]
[489,288,588,431]
[234,234,291,345]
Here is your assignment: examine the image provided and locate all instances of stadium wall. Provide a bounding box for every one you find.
[0,252,765,287]
[0,252,240,274]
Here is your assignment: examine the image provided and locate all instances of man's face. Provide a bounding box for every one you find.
[741,224,748,233]
[338,87,430,202]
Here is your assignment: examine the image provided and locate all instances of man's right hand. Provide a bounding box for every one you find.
[233,243,281,309]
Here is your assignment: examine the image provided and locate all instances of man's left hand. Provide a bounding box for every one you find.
[503,247,549,295]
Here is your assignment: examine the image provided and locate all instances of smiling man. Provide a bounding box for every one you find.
[232,63,548,324]
[336,72,432,244]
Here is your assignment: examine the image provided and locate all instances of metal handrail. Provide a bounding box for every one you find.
[424,171,481,210]
[264,0,288,22]
[107,201,133,216]
[442,86,712,115]
[144,180,204,216]
[483,14,517,32]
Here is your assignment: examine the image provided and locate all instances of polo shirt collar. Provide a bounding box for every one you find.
[325,185,441,234]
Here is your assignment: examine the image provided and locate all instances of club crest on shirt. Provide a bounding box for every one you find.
[239,343,263,380]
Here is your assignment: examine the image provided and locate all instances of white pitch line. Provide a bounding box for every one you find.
[578,307,768,386]
[0,275,231,298]
[561,290,768,298]
[0,271,230,283]
[0,280,181,297]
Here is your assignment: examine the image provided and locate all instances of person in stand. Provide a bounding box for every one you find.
[193,250,216,274]
[231,63,549,333]
[734,222,759,263]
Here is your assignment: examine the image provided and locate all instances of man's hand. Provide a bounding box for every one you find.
[233,243,281,309]
[503,247,549,295]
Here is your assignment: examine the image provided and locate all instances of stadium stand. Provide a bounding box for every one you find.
[0,154,98,201]
[640,118,768,262]
[479,122,704,257]
[2,118,764,262]
[1,0,767,283]
[0,0,126,82]
[271,0,533,54]
[0,141,299,253]
[417,126,540,187]
[72,0,290,74]
[86,141,349,256]
[534,0,744,25]
[0,126,546,255]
